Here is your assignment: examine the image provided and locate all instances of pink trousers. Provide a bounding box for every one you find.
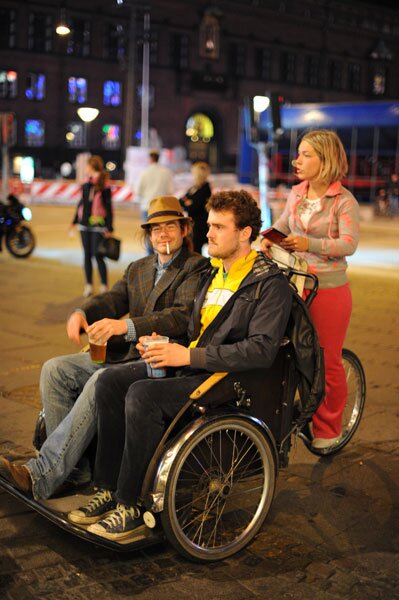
[307,283,352,439]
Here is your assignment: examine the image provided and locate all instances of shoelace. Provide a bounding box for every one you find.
[101,503,140,530]
[84,489,113,512]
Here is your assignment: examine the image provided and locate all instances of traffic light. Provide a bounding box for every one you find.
[0,112,16,146]
[269,92,284,138]
[244,94,284,145]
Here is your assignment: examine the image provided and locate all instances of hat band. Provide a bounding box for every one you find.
[148,210,185,219]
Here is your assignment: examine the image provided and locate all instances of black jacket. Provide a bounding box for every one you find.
[189,252,292,372]
[72,181,113,232]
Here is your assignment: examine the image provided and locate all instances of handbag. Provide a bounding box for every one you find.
[97,236,121,261]
[269,244,308,297]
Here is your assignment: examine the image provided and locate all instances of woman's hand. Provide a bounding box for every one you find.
[280,235,309,253]
[103,230,113,238]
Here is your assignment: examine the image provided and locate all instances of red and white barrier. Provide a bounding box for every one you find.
[29,180,134,205]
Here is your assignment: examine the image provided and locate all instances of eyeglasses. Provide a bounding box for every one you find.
[150,222,180,234]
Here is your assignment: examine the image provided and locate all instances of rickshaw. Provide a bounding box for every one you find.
[0,270,365,562]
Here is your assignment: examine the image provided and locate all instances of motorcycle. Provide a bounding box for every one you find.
[0,194,36,258]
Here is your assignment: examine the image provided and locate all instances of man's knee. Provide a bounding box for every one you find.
[40,355,68,385]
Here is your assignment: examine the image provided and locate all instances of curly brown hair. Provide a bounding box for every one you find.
[206,189,262,242]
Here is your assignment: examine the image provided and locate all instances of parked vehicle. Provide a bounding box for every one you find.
[0,194,36,258]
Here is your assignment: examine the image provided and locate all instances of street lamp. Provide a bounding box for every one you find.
[77,107,99,154]
[244,93,284,229]
[55,8,71,36]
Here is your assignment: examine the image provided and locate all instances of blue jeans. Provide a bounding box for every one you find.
[25,353,117,500]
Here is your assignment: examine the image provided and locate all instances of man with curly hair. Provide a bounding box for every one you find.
[69,189,292,540]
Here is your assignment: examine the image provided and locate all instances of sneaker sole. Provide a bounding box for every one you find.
[87,522,144,540]
[68,508,116,525]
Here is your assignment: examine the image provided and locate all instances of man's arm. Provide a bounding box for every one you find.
[142,275,292,373]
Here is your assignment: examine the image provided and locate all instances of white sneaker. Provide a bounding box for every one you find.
[99,284,108,293]
[312,435,341,449]
[83,284,93,298]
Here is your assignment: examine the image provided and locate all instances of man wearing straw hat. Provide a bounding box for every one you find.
[0,197,209,500]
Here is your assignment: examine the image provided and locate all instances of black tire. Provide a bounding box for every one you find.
[161,416,276,562]
[309,348,366,457]
[6,226,36,258]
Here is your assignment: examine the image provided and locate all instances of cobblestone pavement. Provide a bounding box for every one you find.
[0,208,398,599]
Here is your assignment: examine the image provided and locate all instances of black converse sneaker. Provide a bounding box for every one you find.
[67,489,116,525]
[87,503,143,540]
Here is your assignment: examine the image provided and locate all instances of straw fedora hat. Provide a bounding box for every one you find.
[141,196,191,228]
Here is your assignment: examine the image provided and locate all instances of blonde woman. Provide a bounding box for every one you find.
[261,129,360,450]
[180,161,211,253]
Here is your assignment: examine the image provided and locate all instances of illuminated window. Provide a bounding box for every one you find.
[68,77,87,104]
[373,72,386,96]
[185,113,214,143]
[103,80,122,106]
[0,70,18,98]
[25,119,45,146]
[102,124,121,149]
[65,122,86,148]
[199,14,220,60]
[26,73,46,101]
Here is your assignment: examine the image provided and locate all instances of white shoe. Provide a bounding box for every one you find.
[83,284,93,298]
[311,435,341,449]
[99,284,108,293]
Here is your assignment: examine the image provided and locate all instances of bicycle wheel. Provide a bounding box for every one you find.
[161,416,276,562]
[310,348,366,456]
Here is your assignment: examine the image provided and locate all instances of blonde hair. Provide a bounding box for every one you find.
[299,129,348,183]
[192,161,210,186]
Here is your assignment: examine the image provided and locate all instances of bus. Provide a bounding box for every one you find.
[238,100,399,202]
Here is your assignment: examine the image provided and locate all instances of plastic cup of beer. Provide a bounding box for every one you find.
[142,335,169,378]
[88,334,107,364]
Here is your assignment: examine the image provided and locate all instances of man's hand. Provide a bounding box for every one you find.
[86,319,128,344]
[280,235,309,253]
[143,342,191,368]
[67,312,88,345]
[136,332,159,357]
[260,237,273,256]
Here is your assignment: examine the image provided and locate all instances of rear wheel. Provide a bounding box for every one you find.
[161,416,276,562]
[309,348,366,456]
[6,226,35,258]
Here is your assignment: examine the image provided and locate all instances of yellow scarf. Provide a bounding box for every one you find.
[190,250,257,348]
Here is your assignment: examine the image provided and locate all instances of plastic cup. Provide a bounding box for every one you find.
[143,335,169,378]
[88,335,107,364]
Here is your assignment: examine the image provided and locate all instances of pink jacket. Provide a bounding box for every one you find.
[273,180,360,288]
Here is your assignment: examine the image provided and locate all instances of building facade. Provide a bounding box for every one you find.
[0,0,398,179]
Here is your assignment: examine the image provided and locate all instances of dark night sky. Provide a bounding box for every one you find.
[359,0,398,9]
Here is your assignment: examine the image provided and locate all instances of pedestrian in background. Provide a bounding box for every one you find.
[136,150,174,255]
[387,172,399,216]
[69,155,113,297]
[180,161,211,254]
[261,129,360,451]
[136,150,174,222]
